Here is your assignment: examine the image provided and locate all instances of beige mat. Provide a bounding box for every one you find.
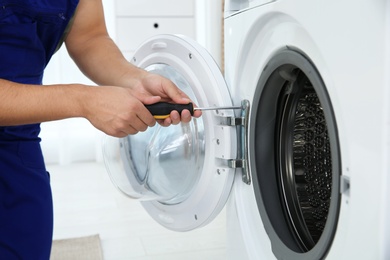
[50,234,104,260]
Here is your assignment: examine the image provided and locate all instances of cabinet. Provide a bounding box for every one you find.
[114,0,196,59]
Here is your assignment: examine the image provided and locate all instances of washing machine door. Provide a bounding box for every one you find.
[103,34,238,231]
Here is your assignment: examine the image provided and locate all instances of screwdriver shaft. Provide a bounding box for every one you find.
[194,105,242,111]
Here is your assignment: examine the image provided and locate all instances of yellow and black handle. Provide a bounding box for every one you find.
[145,102,194,119]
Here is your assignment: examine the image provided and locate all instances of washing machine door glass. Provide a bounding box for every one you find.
[104,64,204,204]
[103,35,237,231]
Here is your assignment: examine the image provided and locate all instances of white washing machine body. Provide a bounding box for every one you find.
[224,0,390,259]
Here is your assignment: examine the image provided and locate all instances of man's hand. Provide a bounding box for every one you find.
[121,70,202,126]
[82,76,202,137]
[82,85,157,137]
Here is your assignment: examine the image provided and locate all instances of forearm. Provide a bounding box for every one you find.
[0,78,160,136]
[0,79,87,126]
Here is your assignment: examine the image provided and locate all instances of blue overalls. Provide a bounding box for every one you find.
[0,0,79,258]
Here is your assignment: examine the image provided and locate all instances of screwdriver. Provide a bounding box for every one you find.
[145,102,241,119]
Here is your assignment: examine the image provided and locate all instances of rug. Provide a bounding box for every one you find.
[50,234,104,260]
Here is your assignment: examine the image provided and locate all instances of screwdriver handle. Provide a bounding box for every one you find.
[145,102,194,119]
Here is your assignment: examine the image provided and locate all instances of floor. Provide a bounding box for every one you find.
[47,162,227,260]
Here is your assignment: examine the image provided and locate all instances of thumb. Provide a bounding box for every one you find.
[142,95,162,105]
[161,79,191,104]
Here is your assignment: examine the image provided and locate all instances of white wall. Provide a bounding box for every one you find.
[41,0,222,165]
[196,0,223,67]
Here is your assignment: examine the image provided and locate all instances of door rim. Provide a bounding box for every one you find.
[249,47,341,259]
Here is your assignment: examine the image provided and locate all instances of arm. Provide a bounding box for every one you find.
[0,80,155,137]
[0,80,84,126]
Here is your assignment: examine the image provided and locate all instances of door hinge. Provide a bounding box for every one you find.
[220,116,246,126]
[219,100,251,185]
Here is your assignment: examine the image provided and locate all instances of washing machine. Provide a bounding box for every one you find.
[103,0,390,259]
[224,0,390,259]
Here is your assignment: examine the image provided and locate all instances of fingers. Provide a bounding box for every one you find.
[175,109,192,124]
[157,109,196,127]
[192,104,202,118]
[110,115,156,137]
[127,108,156,133]
[142,95,161,105]
[141,74,191,104]
[102,111,156,137]
[154,78,200,124]
[162,79,191,104]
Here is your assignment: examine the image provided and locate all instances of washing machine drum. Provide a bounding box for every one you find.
[250,49,341,259]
